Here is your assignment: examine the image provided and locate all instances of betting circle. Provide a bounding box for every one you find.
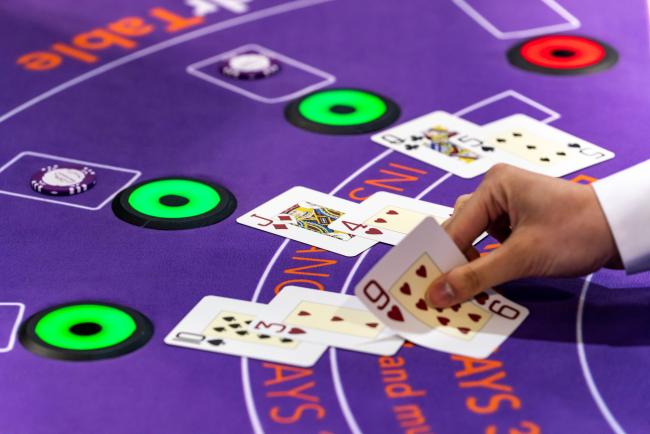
[507,34,618,75]
[19,302,153,361]
[112,177,237,230]
[285,88,400,134]
[30,164,96,196]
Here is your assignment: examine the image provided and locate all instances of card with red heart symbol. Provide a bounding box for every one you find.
[237,186,377,257]
[354,216,529,359]
[249,286,403,356]
[328,191,455,245]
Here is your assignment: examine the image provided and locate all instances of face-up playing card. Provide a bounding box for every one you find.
[478,114,615,177]
[249,286,404,356]
[354,217,528,359]
[328,192,453,245]
[371,111,493,179]
[164,296,327,367]
[237,186,376,256]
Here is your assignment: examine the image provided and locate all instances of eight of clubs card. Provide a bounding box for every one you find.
[249,286,404,356]
[328,191,454,245]
[354,217,529,358]
[371,111,493,179]
[237,186,376,256]
[479,114,615,177]
[164,296,327,367]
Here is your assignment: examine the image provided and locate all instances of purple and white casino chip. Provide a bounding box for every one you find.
[30,164,97,196]
[219,52,280,80]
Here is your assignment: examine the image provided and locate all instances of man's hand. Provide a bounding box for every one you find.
[426,164,621,308]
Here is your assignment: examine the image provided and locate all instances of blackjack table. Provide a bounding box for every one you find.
[1,0,649,433]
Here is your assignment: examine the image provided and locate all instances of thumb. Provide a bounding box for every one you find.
[426,240,528,308]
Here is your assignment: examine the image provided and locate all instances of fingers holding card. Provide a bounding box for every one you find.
[354,216,529,359]
[237,186,376,256]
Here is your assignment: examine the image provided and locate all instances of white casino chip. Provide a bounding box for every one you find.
[220,52,280,80]
[30,164,97,196]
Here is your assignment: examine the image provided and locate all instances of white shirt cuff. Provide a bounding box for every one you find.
[592,160,650,274]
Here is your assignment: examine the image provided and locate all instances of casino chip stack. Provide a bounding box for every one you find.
[19,302,153,361]
[30,164,96,196]
[219,52,280,80]
[285,88,400,135]
[112,177,237,230]
[507,34,618,75]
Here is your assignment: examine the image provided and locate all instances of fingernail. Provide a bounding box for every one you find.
[427,282,456,307]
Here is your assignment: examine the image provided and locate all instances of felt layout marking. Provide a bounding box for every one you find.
[187,43,335,103]
[243,89,562,434]
[0,151,141,211]
[452,0,580,40]
[241,149,395,434]
[0,0,336,125]
[0,303,25,353]
[1,5,337,434]
[576,274,627,434]
[453,89,560,123]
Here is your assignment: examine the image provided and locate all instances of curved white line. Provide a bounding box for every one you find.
[330,149,394,195]
[241,357,264,434]
[329,172,453,434]
[329,349,362,434]
[241,238,290,434]
[576,274,627,434]
[0,0,335,126]
[4,2,334,433]
[240,88,543,433]
[327,249,370,434]
[415,172,452,199]
[250,239,291,304]
[241,147,393,434]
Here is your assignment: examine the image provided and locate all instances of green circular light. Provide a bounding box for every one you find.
[34,304,136,351]
[298,89,387,126]
[128,179,221,219]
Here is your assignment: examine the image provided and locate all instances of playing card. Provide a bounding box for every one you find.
[478,114,615,177]
[354,217,528,359]
[164,296,327,367]
[328,191,454,245]
[237,186,377,256]
[371,111,493,179]
[249,286,404,356]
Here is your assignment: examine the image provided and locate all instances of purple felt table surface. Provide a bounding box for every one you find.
[1,0,649,433]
